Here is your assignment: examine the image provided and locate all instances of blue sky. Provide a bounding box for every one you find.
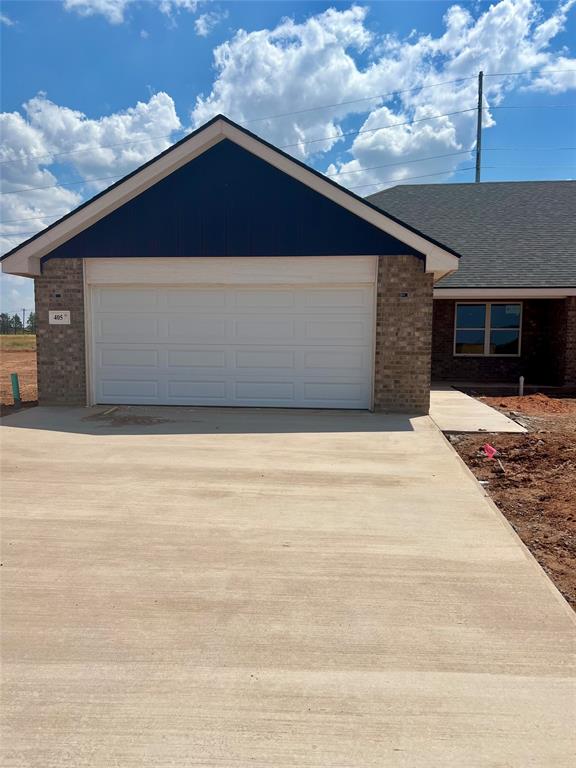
[1,0,575,314]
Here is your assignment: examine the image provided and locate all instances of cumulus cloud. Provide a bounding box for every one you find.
[1,12,15,26]
[194,9,227,37]
[192,0,576,191]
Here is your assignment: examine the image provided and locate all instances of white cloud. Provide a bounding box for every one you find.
[192,0,576,191]
[194,9,227,37]
[1,92,181,311]
[1,92,181,257]
[159,0,198,18]
[63,0,199,25]
[0,12,15,26]
[63,0,132,25]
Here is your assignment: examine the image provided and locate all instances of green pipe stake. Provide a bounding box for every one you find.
[11,373,21,404]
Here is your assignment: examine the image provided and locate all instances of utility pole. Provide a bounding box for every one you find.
[22,308,26,332]
[475,70,484,183]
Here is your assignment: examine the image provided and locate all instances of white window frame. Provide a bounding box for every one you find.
[453,301,523,357]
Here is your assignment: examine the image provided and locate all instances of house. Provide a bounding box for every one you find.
[367,181,576,388]
[0,115,459,414]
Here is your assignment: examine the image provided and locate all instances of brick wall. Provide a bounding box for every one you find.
[36,255,436,412]
[432,298,568,385]
[35,259,86,404]
[564,297,576,384]
[374,255,433,414]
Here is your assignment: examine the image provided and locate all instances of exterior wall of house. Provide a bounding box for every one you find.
[34,258,86,404]
[563,297,576,384]
[34,255,435,412]
[432,297,570,385]
[373,255,434,413]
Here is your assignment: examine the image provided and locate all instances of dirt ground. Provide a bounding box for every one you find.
[0,337,37,412]
[452,394,576,610]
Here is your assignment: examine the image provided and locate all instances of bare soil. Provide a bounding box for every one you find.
[0,348,38,413]
[452,395,576,610]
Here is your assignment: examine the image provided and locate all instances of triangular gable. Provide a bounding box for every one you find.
[1,115,459,279]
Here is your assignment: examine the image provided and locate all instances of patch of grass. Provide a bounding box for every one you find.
[0,335,36,352]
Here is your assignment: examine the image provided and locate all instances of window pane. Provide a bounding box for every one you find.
[490,329,520,355]
[491,303,521,329]
[455,329,485,354]
[456,304,486,328]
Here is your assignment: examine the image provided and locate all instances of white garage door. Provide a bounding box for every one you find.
[88,258,375,409]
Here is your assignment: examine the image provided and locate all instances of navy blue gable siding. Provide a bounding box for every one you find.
[43,139,418,263]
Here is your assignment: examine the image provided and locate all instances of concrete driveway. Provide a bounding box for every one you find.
[1,406,574,767]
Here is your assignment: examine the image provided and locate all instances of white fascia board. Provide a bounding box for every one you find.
[1,117,459,277]
[221,122,460,276]
[434,287,576,298]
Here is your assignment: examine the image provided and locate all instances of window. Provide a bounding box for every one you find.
[454,303,521,356]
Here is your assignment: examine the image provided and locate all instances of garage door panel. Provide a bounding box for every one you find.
[99,348,159,368]
[96,288,158,311]
[305,320,367,341]
[303,349,365,370]
[303,382,368,402]
[167,349,227,368]
[235,290,295,309]
[168,381,227,399]
[97,316,159,339]
[91,266,375,408]
[100,379,158,398]
[303,288,370,309]
[234,319,295,341]
[235,350,295,369]
[166,317,228,340]
[164,288,227,309]
[235,381,295,400]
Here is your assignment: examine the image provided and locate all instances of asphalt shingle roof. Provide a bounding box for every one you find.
[367,180,576,289]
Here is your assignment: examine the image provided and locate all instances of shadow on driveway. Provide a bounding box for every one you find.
[0,404,426,436]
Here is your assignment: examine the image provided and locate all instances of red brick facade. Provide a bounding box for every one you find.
[432,297,573,385]
[563,297,576,384]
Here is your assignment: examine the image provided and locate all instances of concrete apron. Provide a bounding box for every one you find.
[1,406,574,767]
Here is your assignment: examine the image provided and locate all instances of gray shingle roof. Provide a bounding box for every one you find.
[367,181,576,288]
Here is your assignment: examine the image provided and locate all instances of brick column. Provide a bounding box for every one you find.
[34,259,87,404]
[563,296,576,384]
[373,255,434,414]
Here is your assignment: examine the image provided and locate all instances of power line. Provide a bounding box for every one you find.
[484,68,576,77]
[482,146,576,151]
[326,150,471,177]
[279,108,479,149]
[1,173,125,195]
[1,108,480,195]
[242,76,479,123]
[0,78,480,168]
[489,104,576,109]
[1,68,574,167]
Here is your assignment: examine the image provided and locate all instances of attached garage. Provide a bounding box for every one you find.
[87,257,376,408]
[1,115,460,413]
